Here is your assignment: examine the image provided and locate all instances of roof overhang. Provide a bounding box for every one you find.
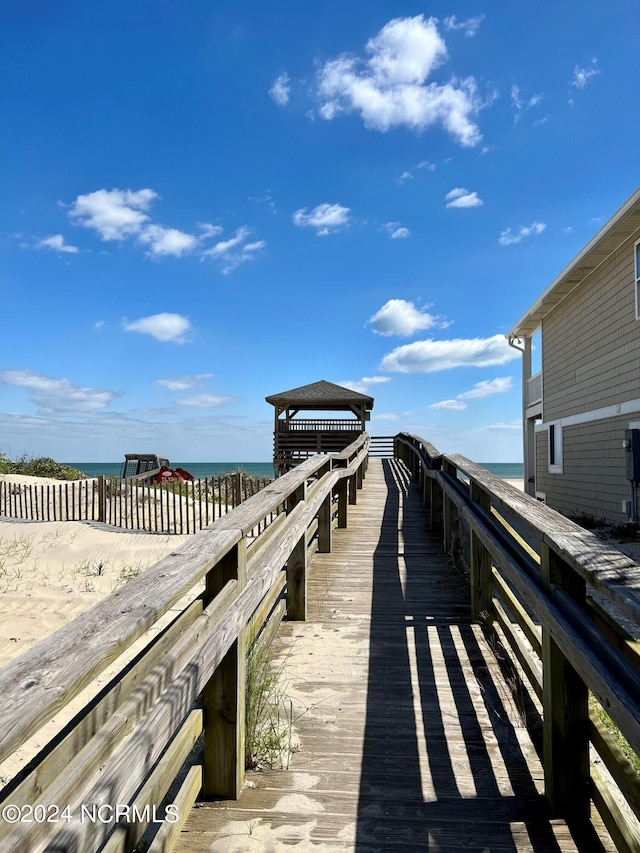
[508,188,640,339]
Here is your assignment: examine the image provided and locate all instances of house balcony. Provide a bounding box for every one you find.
[526,372,542,418]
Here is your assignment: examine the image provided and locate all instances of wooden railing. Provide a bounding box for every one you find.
[0,473,272,534]
[395,433,640,851]
[278,419,363,432]
[0,435,369,853]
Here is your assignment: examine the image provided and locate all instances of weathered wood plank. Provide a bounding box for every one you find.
[174,459,601,853]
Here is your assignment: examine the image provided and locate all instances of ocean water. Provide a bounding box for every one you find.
[478,462,524,480]
[66,460,523,481]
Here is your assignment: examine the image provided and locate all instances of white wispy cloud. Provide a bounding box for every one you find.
[36,234,80,254]
[316,15,484,146]
[429,377,513,411]
[430,399,467,410]
[198,223,224,239]
[445,187,483,208]
[292,203,351,235]
[498,221,546,246]
[458,377,513,399]
[201,226,266,273]
[156,374,213,392]
[383,222,411,239]
[442,14,485,37]
[338,376,391,395]
[397,171,414,184]
[571,58,600,89]
[269,72,291,106]
[0,369,117,414]
[417,160,436,170]
[380,335,521,373]
[367,299,449,337]
[177,393,237,408]
[511,85,544,123]
[122,313,192,344]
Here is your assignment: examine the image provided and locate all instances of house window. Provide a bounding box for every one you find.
[635,240,640,319]
[548,422,563,473]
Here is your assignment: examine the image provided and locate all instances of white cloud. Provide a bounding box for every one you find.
[430,399,467,410]
[383,222,411,239]
[445,187,483,208]
[66,189,263,273]
[373,412,400,421]
[498,221,546,246]
[397,170,414,183]
[198,223,224,239]
[178,394,237,408]
[201,227,266,273]
[511,85,543,122]
[37,234,80,254]
[442,15,485,37]
[571,58,600,89]
[122,313,191,343]
[269,72,291,106]
[156,374,213,392]
[417,160,436,170]
[368,299,448,336]
[292,203,351,235]
[316,15,483,146]
[0,369,116,414]
[69,188,157,241]
[458,377,513,399]
[138,225,198,257]
[339,376,391,394]
[380,335,521,373]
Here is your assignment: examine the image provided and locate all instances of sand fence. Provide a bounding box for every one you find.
[0,472,272,535]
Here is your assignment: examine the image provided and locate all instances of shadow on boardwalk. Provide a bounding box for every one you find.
[354,460,598,852]
[174,458,610,852]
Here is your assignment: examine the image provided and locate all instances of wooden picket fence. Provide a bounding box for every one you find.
[0,473,272,535]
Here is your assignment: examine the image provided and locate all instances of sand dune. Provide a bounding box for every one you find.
[0,515,191,667]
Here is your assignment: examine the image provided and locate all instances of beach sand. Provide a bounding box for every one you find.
[0,474,526,668]
[0,514,191,668]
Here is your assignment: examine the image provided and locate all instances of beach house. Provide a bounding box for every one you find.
[508,187,640,522]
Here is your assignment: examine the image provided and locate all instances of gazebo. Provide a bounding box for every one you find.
[265,380,374,476]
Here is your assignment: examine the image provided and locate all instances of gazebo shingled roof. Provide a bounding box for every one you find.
[265,380,374,410]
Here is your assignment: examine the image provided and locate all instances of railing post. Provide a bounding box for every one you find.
[234,470,242,506]
[317,463,332,553]
[97,475,106,523]
[540,542,589,820]
[202,539,247,800]
[287,479,307,620]
[430,476,443,535]
[348,472,357,504]
[442,459,458,555]
[470,482,493,622]
[337,477,348,527]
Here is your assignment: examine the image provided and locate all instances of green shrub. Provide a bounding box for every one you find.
[0,453,86,480]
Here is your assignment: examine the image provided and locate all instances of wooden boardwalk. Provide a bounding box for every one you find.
[174,459,608,852]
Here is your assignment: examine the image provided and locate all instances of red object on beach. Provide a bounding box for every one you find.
[157,466,183,483]
[175,467,195,481]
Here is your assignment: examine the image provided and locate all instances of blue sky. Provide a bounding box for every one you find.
[1,1,637,462]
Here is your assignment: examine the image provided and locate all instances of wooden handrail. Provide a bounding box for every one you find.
[0,436,370,852]
[395,432,640,847]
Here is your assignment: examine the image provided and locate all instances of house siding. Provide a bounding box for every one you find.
[535,415,638,522]
[541,238,640,422]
